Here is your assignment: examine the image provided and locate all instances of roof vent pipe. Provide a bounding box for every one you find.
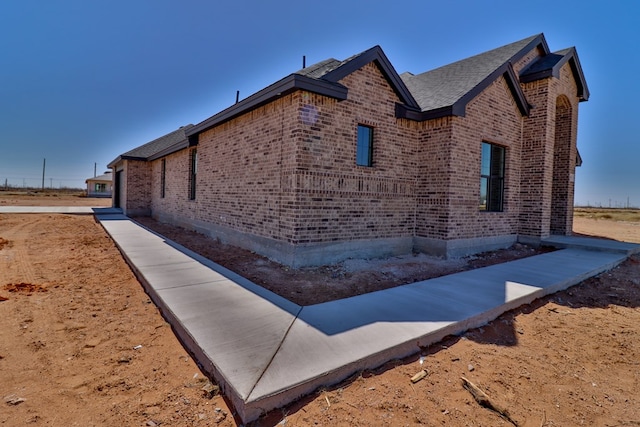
[303,55,306,68]
[235,90,239,104]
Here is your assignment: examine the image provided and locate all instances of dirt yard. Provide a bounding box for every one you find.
[1,193,640,426]
[0,190,112,207]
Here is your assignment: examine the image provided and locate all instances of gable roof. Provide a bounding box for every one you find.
[186,45,418,139]
[116,35,589,159]
[520,47,589,101]
[297,45,419,108]
[398,34,543,120]
[397,33,589,120]
[108,125,193,167]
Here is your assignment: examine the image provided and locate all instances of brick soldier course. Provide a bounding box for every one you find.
[109,33,589,267]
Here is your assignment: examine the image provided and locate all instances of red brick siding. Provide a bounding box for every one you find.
[138,50,582,264]
[150,148,195,220]
[550,63,580,235]
[287,63,417,244]
[446,77,523,240]
[122,159,151,215]
[415,117,453,239]
[153,96,299,241]
[519,59,579,237]
[512,45,545,75]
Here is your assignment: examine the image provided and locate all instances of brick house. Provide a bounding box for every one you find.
[109,33,589,267]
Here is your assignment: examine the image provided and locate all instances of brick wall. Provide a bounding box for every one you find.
[139,51,582,265]
[287,63,417,245]
[118,159,151,216]
[447,77,523,239]
[519,60,579,238]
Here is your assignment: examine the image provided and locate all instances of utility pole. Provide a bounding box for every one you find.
[42,158,46,190]
[94,162,97,178]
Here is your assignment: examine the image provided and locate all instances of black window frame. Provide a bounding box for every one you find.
[160,158,166,199]
[479,142,505,212]
[189,149,197,200]
[356,124,373,167]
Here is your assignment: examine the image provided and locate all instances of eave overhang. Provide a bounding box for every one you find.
[396,62,530,121]
[520,47,590,102]
[186,74,348,140]
[322,45,420,109]
[148,140,190,161]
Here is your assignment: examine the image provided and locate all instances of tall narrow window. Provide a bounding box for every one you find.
[356,125,373,167]
[189,149,197,200]
[480,142,505,211]
[160,158,166,198]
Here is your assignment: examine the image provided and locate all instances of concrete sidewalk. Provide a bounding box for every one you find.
[88,212,640,423]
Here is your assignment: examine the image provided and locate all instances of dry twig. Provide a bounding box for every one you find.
[461,376,518,426]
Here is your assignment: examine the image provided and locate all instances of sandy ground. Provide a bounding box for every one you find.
[1,193,640,426]
[0,191,112,207]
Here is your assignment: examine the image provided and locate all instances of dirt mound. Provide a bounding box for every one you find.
[3,282,48,294]
[0,237,10,250]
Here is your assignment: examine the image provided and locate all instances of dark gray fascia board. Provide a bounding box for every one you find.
[120,155,147,162]
[568,49,590,101]
[454,62,530,118]
[520,47,590,102]
[187,74,348,138]
[397,62,530,121]
[395,103,455,121]
[504,64,531,116]
[148,140,189,161]
[322,45,420,109]
[508,34,549,68]
[106,156,121,169]
[107,155,146,168]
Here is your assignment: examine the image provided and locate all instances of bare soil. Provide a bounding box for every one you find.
[0,190,111,207]
[1,193,640,426]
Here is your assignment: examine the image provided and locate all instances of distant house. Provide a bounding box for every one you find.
[109,33,589,267]
[85,172,113,198]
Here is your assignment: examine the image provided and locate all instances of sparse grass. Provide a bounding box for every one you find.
[574,207,640,222]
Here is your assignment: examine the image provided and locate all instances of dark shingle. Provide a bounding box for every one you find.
[295,58,343,79]
[121,125,193,159]
[401,34,541,112]
[108,125,193,168]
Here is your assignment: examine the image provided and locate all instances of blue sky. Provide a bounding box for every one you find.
[0,1,638,207]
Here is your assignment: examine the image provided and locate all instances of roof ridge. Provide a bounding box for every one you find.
[401,34,544,114]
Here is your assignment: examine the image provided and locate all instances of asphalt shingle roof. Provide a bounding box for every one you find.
[400,34,540,112]
[120,125,193,159]
[117,33,588,160]
[295,58,343,79]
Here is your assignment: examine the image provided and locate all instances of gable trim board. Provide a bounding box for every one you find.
[520,47,589,101]
[111,33,588,266]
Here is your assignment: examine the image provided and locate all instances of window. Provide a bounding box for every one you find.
[356,125,373,167]
[160,158,166,198]
[480,142,505,211]
[189,149,197,200]
[95,183,107,192]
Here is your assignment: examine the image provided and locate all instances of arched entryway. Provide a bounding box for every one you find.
[550,95,573,235]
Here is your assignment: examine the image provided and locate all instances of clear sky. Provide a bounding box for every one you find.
[0,1,638,207]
